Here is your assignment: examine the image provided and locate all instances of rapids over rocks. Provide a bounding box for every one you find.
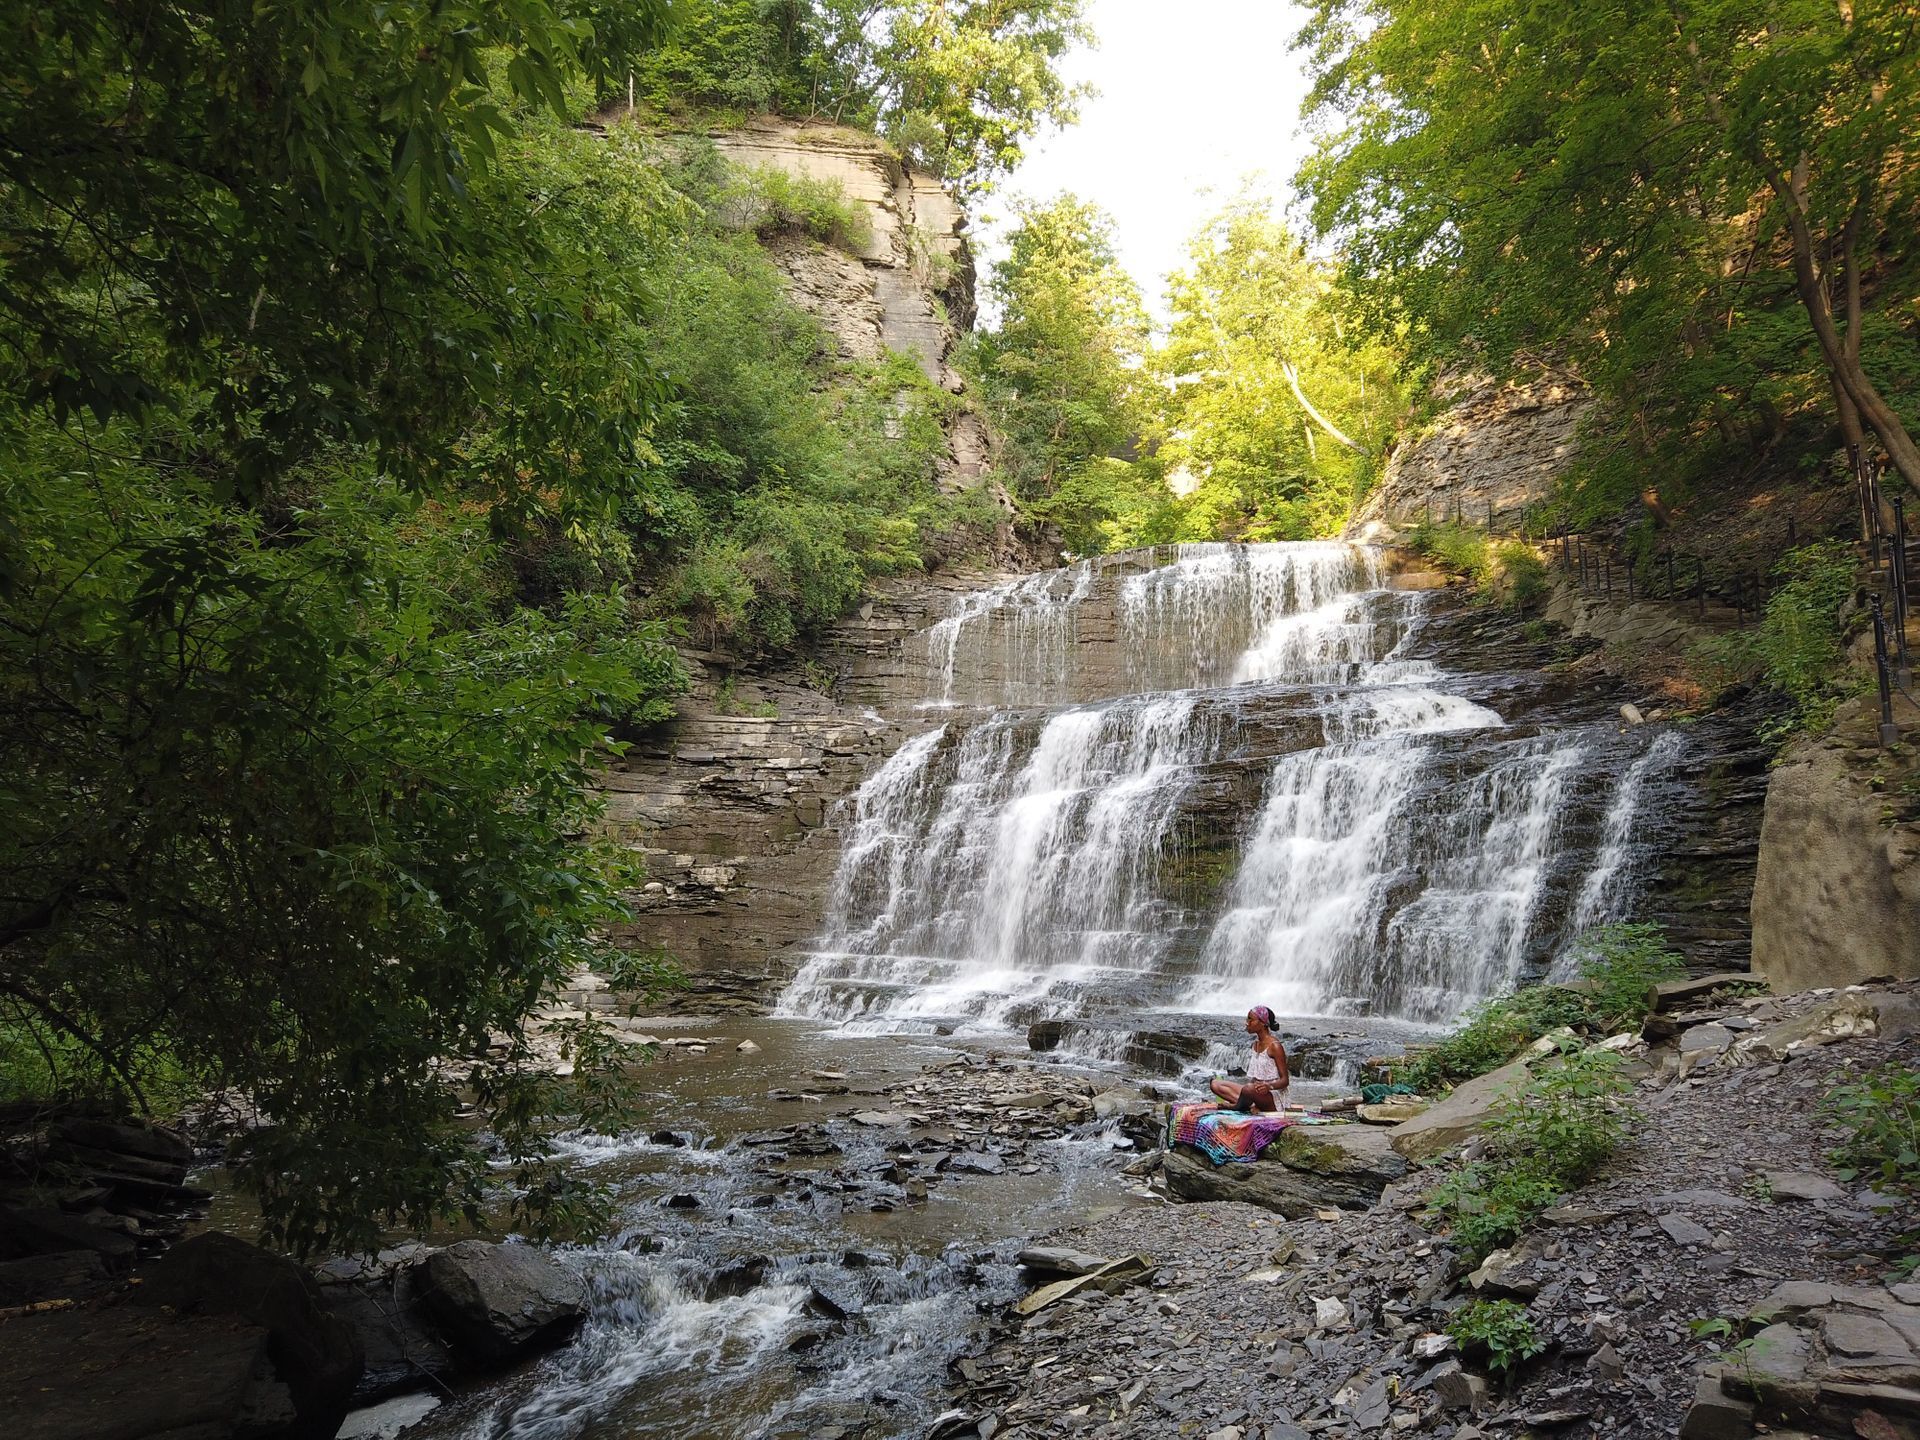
[409,543,1744,1440]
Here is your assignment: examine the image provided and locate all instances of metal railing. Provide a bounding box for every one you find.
[1415,456,1918,746]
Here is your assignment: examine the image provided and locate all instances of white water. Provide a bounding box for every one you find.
[781,542,1679,1032]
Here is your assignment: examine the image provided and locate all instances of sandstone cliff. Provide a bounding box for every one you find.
[1751,697,1920,991]
[708,117,993,491]
[1346,364,1591,541]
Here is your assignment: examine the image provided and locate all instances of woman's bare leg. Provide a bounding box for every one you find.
[1209,1078,1240,1105]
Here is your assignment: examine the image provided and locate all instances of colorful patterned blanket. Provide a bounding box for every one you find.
[1167,1102,1294,1165]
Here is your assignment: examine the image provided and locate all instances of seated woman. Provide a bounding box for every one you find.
[1210,1006,1290,1114]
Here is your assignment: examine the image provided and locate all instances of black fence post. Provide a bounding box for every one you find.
[1604,554,1613,599]
[1665,550,1676,600]
[1893,496,1912,688]
[1869,462,1885,570]
[1696,557,1706,617]
[1627,559,1635,600]
[1786,516,1797,550]
[1872,595,1899,746]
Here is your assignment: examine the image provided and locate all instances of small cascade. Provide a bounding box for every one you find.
[781,542,1682,1036]
[1569,729,1690,936]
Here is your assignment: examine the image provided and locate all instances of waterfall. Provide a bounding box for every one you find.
[779,542,1674,1034]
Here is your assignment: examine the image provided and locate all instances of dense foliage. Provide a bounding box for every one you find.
[629,0,1090,191]
[1403,522,1550,612]
[967,191,1413,551]
[1702,540,1865,740]
[959,195,1157,552]
[1298,0,1920,516]
[0,4,997,1252]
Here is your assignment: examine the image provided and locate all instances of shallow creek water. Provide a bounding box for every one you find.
[363,1013,1385,1440]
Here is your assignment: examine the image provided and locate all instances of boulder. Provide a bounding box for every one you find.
[1012,1254,1155,1316]
[1017,1246,1113,1277]
[317,1265,458,1402]
[1751,735,1920,991]
[1763,1171,1846,1203]
[702,1255,772,1300]
[0,1249,110,1306]
[0,1301,293,1440]
[1027,1020,1066,1052]
[136,1231,362,1439]
[418,1241,587,1364]
[1388,1054,1534,1160]
[1091,1088,1150,1120]
[1165,1125,1408,1217]
[1357,1100,1428,1124]
[47,1116,193,1172]
[0,1205,139,1266]
[1649,973,1762,1013]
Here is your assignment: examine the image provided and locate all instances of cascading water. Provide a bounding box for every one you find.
[781,542,1681,1036]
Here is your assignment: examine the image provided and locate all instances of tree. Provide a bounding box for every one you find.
[0,4,718,1255]
[1156,194,1408,539]
[965,194,1157,551]
[1299,0,1920,492]
[2,0,677,496]
[876,0,1091,190]
[630,0,1091,192]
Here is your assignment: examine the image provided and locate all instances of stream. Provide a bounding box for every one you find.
[394,542,1688,1440]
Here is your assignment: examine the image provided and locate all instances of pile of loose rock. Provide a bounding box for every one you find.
[937,980,1918,1440]
[0,1113,209,1302]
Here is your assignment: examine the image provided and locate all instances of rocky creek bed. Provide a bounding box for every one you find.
[5,986,1915,1440]
[938,982,1920,1440]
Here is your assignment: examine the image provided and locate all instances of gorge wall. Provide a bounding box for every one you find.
[1751,696,1920,991]
[706,117,994,491]
[1346,364,1591,541]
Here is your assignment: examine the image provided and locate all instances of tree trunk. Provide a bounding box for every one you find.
[1775,177,1920,492]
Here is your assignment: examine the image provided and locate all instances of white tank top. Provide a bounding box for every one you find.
[1249,1048,1282,1083]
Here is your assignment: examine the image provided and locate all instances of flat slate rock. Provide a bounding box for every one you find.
[1764,1170,1846,1203]
[0,1301,292,1440]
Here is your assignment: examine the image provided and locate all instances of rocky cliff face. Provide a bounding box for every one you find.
[708,117,992,491]
[1347,364,1591,541]
[1751,700,1920,991]
[599,568,1007,1010]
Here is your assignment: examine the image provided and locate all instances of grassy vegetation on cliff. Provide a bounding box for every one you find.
[1401,520,1550,612]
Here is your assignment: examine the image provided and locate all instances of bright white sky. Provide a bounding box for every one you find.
[979,0,1321,321]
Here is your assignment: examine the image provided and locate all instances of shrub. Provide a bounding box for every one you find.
[1398,985,1589,1092]
[1493,541,1550,610]
[1569,922,1687,1031]
[1399,923,1684,1093]
[1825,1064,1920,1197]
[1428,1040,1634,1259]
[1436,1036,1628,1259]
[1448,1299,1546,1375]
[731,164,875,253]
[1702,540,1863,740]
